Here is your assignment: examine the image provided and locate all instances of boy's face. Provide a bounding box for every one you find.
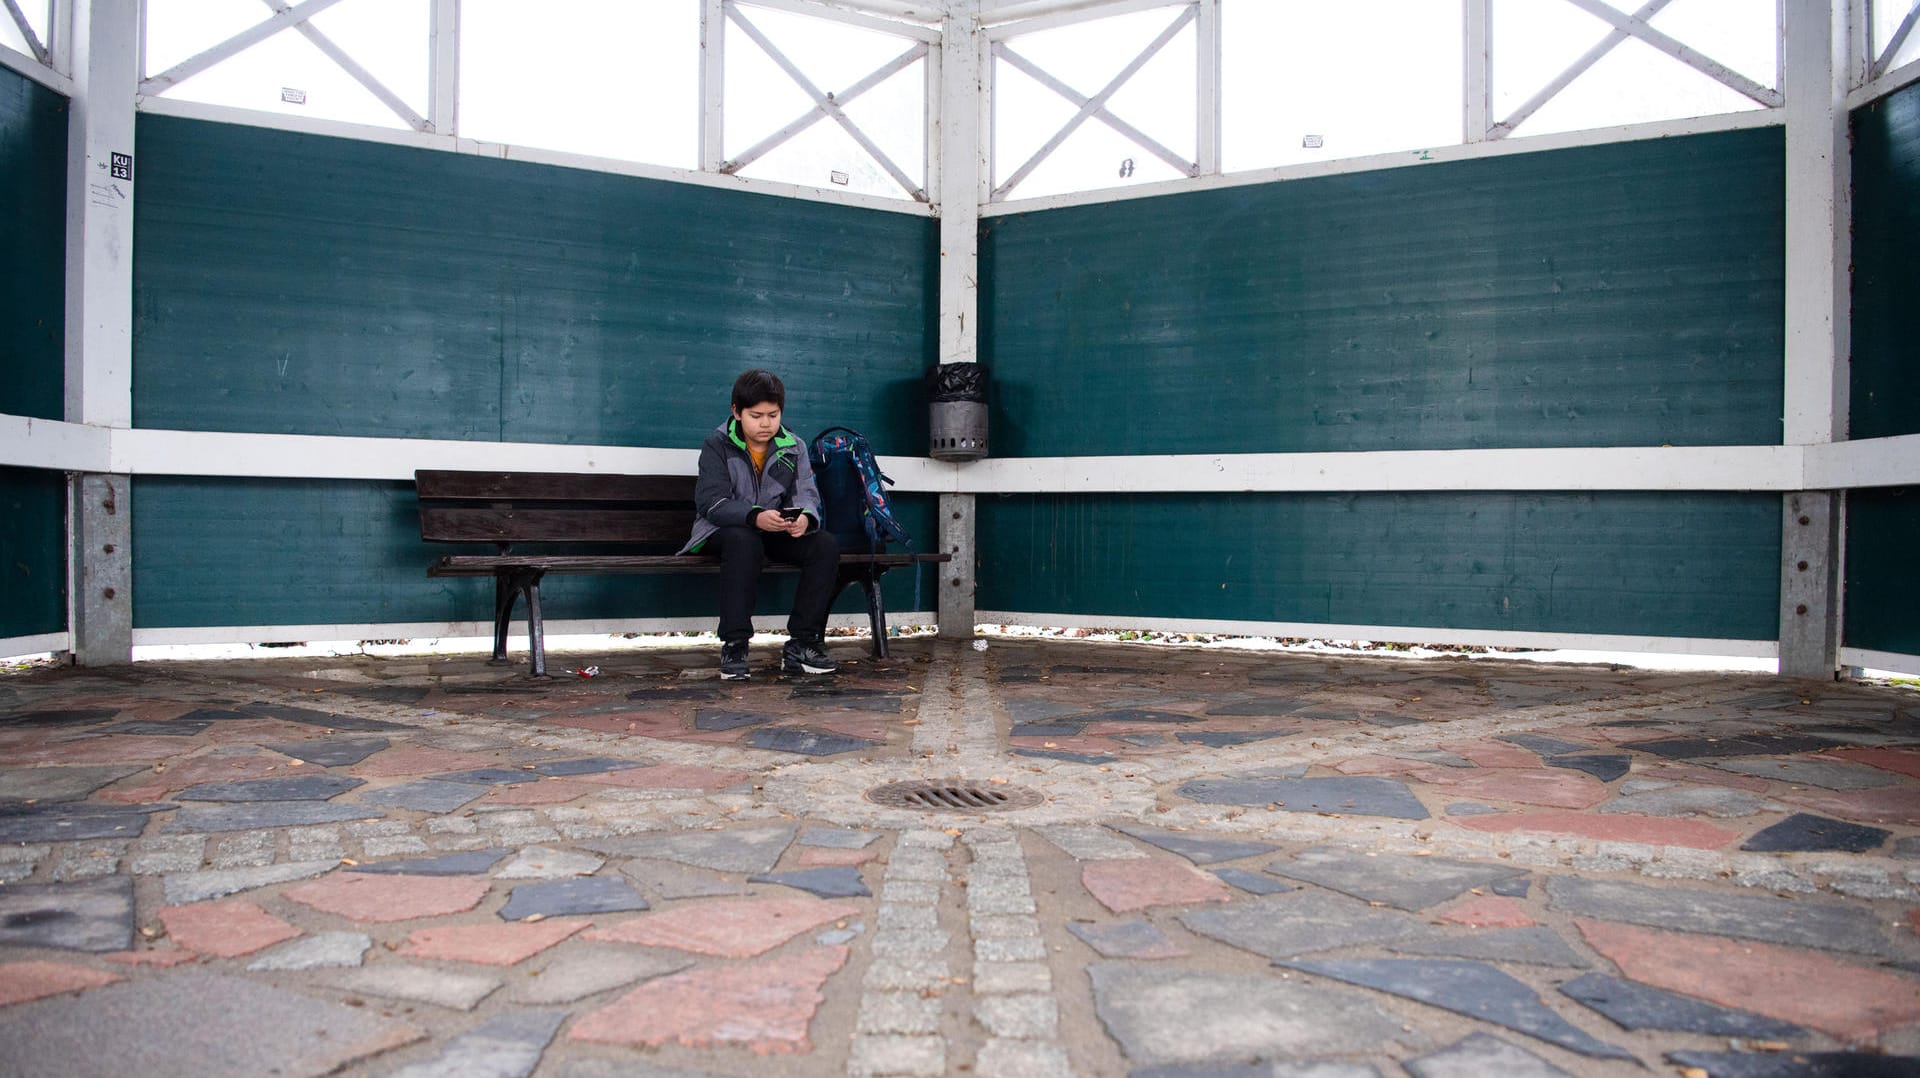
[732,401,782,447]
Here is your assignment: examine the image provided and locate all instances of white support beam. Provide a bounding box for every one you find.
[263,0,427,131]
[985,0,1188,39]
[0,38,72,90]
[65,0,136,430]
[700,0,725,171]
[1876,0,1920,77]
[3,0,48,63]
[427,0,457,134]
[1559,0,1785,107]
[723,42,926,173]
[1195,0,1218,172]
[994,43,1193,174]
[1492,0,1676,141]
[1782,0,1850,447]
[1463,0,1491,142]
[737,0,940,43]
[139,0,346,93]
[938,0,982,366]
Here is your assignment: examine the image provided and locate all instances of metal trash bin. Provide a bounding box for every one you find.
[928,362,988,461]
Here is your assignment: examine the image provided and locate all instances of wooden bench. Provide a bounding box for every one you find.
[415,469,949,677]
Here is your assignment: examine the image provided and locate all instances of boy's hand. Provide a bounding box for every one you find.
[754,510,787,532]
[787,514,810,537]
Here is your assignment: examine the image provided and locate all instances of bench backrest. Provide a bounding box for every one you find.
[415,470,695,547]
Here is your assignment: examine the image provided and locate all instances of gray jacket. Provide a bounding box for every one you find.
[679,419,822,554]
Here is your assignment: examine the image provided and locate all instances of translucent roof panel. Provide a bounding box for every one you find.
[1222,0,1462,173]
[144,0,428,131]
[1,0,50,59]
[1875,0,1920,73]
[461,0,698,168]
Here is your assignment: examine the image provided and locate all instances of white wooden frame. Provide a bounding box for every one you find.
[2,0,51,65]
[1870,0,1920,79]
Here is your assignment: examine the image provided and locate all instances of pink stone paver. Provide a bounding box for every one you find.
[1781,787,1920,827]
[475,779,599,806]
[569,945,849,1054]
[1409,767,1608,810]
[1452,811,1739,849]
[1332,755,1432,777]
[1082,859,1232,914]
[583,897,860,957]
[283,872,491,923]
[1438,895,1535,928]
[349,745,504,778]
[398,918,589,965]
[104,949,200,968]
[1825,747,1920,781]
[6,736,188,766]
[575,764,752,792]
[159,899,301,958]
[0,961,124,1007]
[797,846,880,867]
[1577,919,1920,1040]
[1439,740,1542,769]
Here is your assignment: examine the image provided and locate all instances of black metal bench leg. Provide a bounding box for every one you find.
[489,574,517,665]
[523,574,550,678]
[862,574,890,659]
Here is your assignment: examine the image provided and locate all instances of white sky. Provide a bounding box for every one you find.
[8,0,1920,203]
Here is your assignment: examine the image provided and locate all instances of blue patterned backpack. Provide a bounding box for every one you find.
[809,427,913,554]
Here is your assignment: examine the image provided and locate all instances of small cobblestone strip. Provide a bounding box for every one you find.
[963,829,1070,1078]
[848,829,954,1077]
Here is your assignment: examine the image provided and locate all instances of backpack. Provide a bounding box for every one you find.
[809,427,913,554]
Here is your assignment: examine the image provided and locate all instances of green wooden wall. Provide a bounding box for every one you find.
[1851,83,1920,441]
[131,114,935,456]
[981,127,1785,456]
[977,492,1781,640]
[1844,486,1920,657]
[0,468,66,640]
[0,65,67,421]
[131,477,937,631]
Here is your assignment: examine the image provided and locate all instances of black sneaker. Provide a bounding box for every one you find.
[719,639,751,681]
[781,639,838,676]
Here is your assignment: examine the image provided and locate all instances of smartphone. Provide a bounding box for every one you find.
[778,507,803,520]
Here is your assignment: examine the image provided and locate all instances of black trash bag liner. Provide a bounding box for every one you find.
[927,362,989,403]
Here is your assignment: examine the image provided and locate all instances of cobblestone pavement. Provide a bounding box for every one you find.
[3,637,1920,1076]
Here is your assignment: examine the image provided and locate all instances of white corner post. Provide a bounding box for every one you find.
[63,0,139,666]
[1464,0,1492,142]
[427,0,458,135]
[936,0,982,641]
[698,0,726,172]
[1778,0,1851,679]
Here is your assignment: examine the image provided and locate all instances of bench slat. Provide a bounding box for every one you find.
[428,552,950,577]
[416,470,694,504]
[420,507,689,544]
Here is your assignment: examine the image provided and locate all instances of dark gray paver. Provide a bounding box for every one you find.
[617,858,748,898]
[1178,777,1429,819]
[163,860,340,904]
[1013,748,1119,764]
[0,970,418,1078]
[1202,697,1310,716]
[1664,1051,1920,1076]
[1089,963,1413,1068]
[1595,786,1780,818]
[101,719,212,736]
[1211,868,1295,895]
[1403,1033,1572,1078]
[743,727,880,756]
[0,764,142,803]
[429,768,537,785]
[246,702,410,732]
[351,848,512,876]
[1108,822,1279,865]
[692,708,776,731]
[799,827,880,849]
[625,685,728,701]
[1116,733,1166,747]
[748,865,871,898]
[1177,731,1288,747]
[583,824,797,874]
[1621,733,1845,758]
[1740,813,1890,853]
[1179,892,1425,959]
[1389,927,1589,968]
[356,779,485,813]
[1559,972,1804,1037]
[526,757,645,776]
[1281,959,1631,1060]
[510,950,693,1004]
[247,931,372,971]
[1491,876,1531,897]
[264,737,390,767]
[1080,709,1204,724]
[1499,734,1596,757]
[0,876,134,952]
[1546,754,1631,782]
[1712,758,1898,789]
[176,775,365,801]
[1544,876,1889,954]
[0,802,170,843]
[388,1010,566,1078]
[1007,698,1083,721]
[1133,1064,1380,1077]
[1067,919,1184,958]
[1012,722,1088,738]
[340,684,432,705]
[0,707,120,726]
[163,802,382,833]
[1265,847,1527,911]
[499,875,650,920]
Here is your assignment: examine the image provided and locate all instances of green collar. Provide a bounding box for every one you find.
[728,419,797,453]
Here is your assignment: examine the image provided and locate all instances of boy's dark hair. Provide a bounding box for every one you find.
[731,370,786,412]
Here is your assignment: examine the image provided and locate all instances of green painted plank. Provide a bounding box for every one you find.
[976,492,1780,641]
[132,114,936,456]
[131,476,935,631]
[981,127,1784,456]
[0,66,67,421]
[0,467,66,639]
[1850,85,1920,440]
[1844,486,1920,656]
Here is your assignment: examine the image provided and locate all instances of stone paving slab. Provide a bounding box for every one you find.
[387,1010,565,1078]
[499,876,650,920]
[1264,848,1527,911]
[158,899,300,958]
[508,950,694,1005]
[1557,971,1805,1038]
[246,931,372,971]
[1544,876,1891,954]
[283,872,491,922]
[583,897,860,957]
[582,825,797,874]
[161,859,338,904]
[356,779,487,813]
[0,764,143,803]
[0,876,134,952]
[0,970,420,1077]
[1402,1033,1571,1078]
[350,848,511,876]
[569,945,849,1054]
[334,964,502,1011]
[0,802,172,843]
[1177,776,1430,819]
[1664,1050,1920,1077]
[0,960,124,1007]
[1387,927,1591,969]
[750,866,872,898]
[398,918,589,965]
[163,802,380,832]
[1107,822,1279,865]
[1741,812,1891,852]
[1179,893,1425,959]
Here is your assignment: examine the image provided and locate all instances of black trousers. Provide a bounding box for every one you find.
[709,525,841,644]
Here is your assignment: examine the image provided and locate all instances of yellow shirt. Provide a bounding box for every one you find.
[748,443,767,477]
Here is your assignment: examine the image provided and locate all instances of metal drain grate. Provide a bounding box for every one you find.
[866,779,1044,812]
